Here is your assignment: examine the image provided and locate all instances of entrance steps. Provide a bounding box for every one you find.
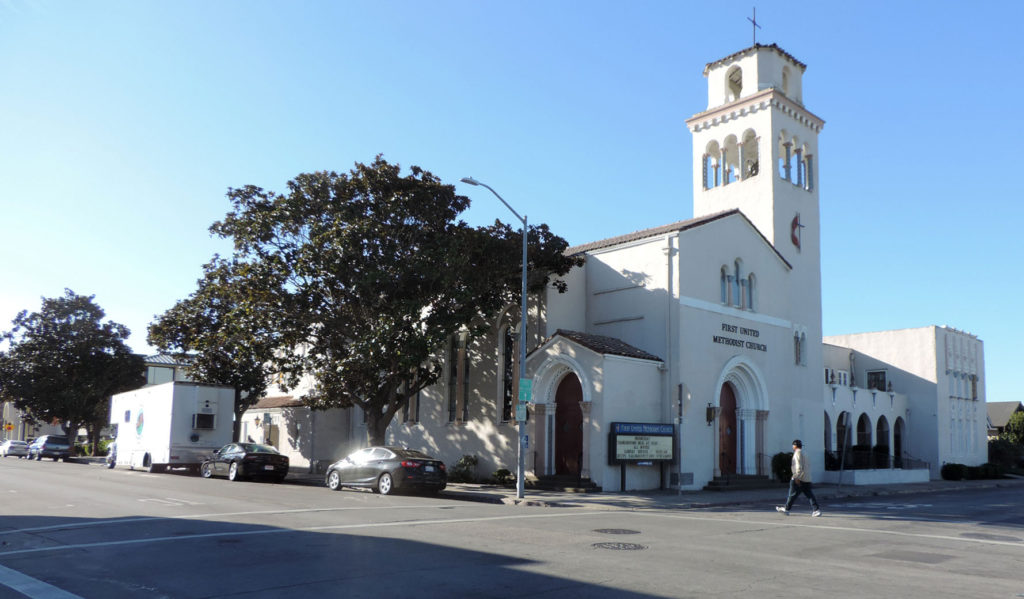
[527,474,602,493]
[702,474,781,492]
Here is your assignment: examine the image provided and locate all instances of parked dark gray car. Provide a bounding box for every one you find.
[28,435,71,461]
[325,446,447,495]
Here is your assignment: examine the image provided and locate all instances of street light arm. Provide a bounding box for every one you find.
[460,177,526,226]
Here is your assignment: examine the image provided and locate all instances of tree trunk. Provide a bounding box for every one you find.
[233,389,244,442]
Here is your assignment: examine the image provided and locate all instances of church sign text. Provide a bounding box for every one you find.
[713,322,767,352]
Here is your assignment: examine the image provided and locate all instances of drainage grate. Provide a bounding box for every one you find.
[592,542,646,551]
[593,529,641,535]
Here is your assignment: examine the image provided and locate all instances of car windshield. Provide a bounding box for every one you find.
[46,437,69,444]
[238,443,279,454]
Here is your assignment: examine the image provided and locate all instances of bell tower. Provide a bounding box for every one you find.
[685,43,824,270]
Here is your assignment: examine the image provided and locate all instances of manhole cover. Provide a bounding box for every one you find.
[592,542,647,551]
[593,528,641,535]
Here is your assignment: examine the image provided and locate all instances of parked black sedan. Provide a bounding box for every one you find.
[325,446,446,495]
[200,443,289,482]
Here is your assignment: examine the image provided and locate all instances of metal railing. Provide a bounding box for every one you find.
[825,449,928,471]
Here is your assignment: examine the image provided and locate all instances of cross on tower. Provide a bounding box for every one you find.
[748,8,761,45]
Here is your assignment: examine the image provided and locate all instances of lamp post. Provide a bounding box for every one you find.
[461,176,528,500]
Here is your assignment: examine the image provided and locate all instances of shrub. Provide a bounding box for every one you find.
[940,463,967,480]
[771,452,792,482]
[449,455,478,483]
[490,468,514,485]
[824,450,840,471]
[988,438,1023,468]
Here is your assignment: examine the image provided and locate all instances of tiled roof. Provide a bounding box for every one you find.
[565,210,738,255]
[986,401,1023,428]
[252,396,304,409]
[564,209,792,269]
[552,329,662,362]
[703,43,806,75]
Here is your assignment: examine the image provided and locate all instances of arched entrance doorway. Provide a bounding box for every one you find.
[894,417,905,468]
[719,383,738,475]
[554,374,583,476]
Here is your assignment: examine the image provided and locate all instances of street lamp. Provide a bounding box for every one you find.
[460,176,528,500]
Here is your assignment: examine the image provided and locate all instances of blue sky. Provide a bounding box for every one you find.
[1,1,1020,404]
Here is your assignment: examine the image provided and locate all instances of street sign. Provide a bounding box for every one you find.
[518,379,532,403]
[516,403,527,422]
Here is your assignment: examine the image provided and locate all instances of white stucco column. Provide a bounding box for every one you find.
[580,401,592,480]
[737,142,745,181]
[739,408,758,474]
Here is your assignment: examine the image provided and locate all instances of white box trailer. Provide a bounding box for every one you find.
[109,382,235,473]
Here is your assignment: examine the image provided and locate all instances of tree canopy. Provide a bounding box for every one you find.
[210,156,582,444]
[1002,411,1024,446]
[0,290,145,448]
[148,257,286,442]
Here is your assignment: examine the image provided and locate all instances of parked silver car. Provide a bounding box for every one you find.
[0,440,29,458]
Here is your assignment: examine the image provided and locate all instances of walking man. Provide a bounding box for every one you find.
[776,439,821,517]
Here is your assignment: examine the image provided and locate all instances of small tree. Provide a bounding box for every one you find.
[149,257,285,442]
[1001,411,1024,446]
[0,290,145,452]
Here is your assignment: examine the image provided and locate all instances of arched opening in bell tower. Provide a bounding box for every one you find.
[726,65,743,102]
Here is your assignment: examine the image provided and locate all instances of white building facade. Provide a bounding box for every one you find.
[249,43,988,489]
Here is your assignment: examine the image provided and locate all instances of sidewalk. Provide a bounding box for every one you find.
[81,457,1023,511]
[284,469,1024,510]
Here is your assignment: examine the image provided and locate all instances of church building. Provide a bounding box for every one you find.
[250,43,989,491]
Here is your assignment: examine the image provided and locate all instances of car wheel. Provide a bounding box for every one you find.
[377,472,394,495]
[327,470,343,491]
[200,463,213,478]
[228,462,242,482]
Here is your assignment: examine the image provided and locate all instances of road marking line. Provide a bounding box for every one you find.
[630,512,1024,548]
[0,510,599,557]
[0,563,83,599]
[0,504,476,536]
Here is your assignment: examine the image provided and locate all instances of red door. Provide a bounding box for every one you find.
[555,374,583,476]
[719,384,737,475]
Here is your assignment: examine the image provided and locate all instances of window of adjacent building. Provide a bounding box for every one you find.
[867,370,887,392]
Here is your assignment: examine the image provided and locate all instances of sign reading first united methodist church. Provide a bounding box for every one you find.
[607,422,675,465]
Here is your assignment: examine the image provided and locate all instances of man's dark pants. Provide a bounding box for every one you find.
[784,479,819,511]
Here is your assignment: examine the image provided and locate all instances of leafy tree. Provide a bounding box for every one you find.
[148,257,285,442]
[0,290,145,453]
[1001,411,1024,446]
[211,156,581,445]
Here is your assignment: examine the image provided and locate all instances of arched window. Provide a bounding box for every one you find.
[746,274,755,311]
[720,266,729,304]
[857,414,872,447]
[794,332,801,365]
[876,416,890,448]
[726,65,743,102]
[824,412,832,451]
[732,260,742,307]
[741,130,759,179]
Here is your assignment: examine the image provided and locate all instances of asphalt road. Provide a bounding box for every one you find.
[0,458,1022,598]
